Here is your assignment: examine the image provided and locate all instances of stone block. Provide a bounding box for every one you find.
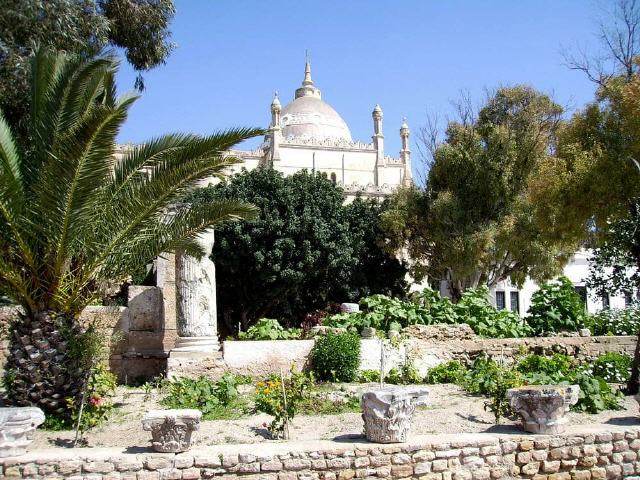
[128,286,163,331]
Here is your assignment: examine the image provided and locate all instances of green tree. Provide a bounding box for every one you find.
[383,86,576,300]
[0,0,175,136]
[189,168,407,335]
[0,47,260,419]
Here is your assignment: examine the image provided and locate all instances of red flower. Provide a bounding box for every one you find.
[90,396,103,407]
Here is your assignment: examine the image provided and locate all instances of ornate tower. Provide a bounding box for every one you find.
[372,104,385,185]
[400,118,412,186]
[268,92,282,163]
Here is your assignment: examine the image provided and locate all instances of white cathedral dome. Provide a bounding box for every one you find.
[279,62,352,142]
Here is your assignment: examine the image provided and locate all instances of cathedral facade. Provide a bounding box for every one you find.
[227,62,412,199]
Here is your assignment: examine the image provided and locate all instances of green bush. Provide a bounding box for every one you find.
[514,353,622,413]
[572,372,622,413]
[311,333,361,382]
[586,307,640,335]
[237,318,302,340]
[590,352,632,383]
[324,287,531,338]
[516,353,575,384]
[357,369,381,383]
[162,374,247,419]
[425,360,467,384]
[456,288,532,338]
[526,276,586,335]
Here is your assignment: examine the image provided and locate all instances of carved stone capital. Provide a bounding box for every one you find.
[142,409,202,452]
[0,407,45,457]
[507,385,579,434]
[361,387,429,443]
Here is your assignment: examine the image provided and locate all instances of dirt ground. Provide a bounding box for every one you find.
[31,383,640,450]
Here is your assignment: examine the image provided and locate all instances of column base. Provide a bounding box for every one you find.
[171,336,219,354]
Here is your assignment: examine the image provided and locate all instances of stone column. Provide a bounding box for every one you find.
[172,230,219,353]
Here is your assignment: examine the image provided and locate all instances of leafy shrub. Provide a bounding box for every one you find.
[381,362,423,385]
[456,288,532,338]
[411,288,458,324]
[526,276,586,335]
[322,312,364,332]
[515,353,622,413]
[425,360,467,384]
[325,287,531,338]
[586,307,640,335]
[162,374,247,419]
[254,370,313,439]
[516,353,575,384]
[482,365,522,424]
[572,372,622,413]
[237,318,302,340]
[591,352,632,384]
[358,369,381,383]
[311,333,361,382]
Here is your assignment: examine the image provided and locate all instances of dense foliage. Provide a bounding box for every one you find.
[424,360,467,384]
[526,277,586,335]
[310,333,361,382]
[587,306,640,335]
[0,48,260,420]
[424,352,623,417]
[161,374,250,420]
[325,287,530,338]
[189,168,407,335]
[1,0,175,139]
[237,318,302,341]
[591,352,633,384]
[382,87,576,301]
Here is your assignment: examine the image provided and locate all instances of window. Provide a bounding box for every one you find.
[574,286,587,306]
[510,291,520,314]
[495,291,506,310]
[625,291,634,307]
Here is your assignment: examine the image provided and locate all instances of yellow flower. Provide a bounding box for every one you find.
[264,388,271,394]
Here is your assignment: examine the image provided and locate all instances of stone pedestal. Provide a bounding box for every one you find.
[361,387,429,443]
[173,230,218,353]
[142,409,202,452]
[0,407,45,457]
[507,385,579,434]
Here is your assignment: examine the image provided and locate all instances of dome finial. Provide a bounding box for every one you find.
[303,50,313,86]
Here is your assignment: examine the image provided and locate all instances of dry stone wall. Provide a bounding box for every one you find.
[3,425,640,479]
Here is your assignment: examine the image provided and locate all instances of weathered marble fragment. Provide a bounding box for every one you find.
[142,409,201,452]
[0,407,45,458]
[507,385,579,434]
[361,387,429,443]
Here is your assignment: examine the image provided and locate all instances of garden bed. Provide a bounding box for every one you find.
[31,383,640,450]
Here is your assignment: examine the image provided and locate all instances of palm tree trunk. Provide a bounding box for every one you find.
[4,311,85,418]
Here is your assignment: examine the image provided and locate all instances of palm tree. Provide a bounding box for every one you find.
[0,47,261,418]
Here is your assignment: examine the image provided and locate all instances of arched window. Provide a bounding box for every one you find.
[330,172,337,185]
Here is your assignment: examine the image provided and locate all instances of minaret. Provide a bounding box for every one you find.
[400,118,412,186]
[372,104,385,185]
[269,92,282,163]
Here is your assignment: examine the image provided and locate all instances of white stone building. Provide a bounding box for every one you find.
[226,61,412,199]
[486,250,632,316]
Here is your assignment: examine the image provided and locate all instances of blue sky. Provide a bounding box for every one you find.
[115,0,606,176]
